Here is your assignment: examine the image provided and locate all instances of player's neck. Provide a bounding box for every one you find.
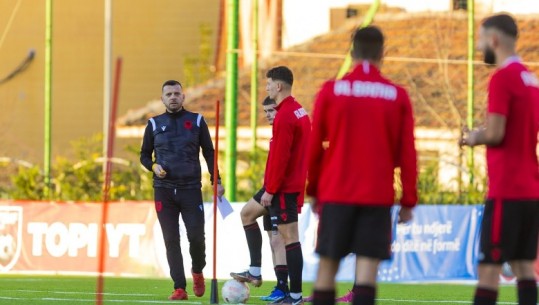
[275,92,292,105]
[166,106,183,114]
[495,49,518,67]
[353,59,381,70]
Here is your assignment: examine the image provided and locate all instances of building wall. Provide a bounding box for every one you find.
[414,128,486,192]
[0,0,219,164]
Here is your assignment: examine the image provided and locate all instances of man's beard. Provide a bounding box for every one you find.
[483,47,496,65]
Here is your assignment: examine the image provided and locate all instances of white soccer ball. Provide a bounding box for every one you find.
[222,279,250,304]
[499,262,516,282]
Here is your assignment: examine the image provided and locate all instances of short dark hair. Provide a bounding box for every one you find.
[351,26,384,61]
[262,96,276,106]
[266,66,293,86]
[162,80,182,91]
[482,13,518,38]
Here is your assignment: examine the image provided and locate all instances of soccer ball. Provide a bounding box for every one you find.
[222,279,250,304]
[500,262,516,282]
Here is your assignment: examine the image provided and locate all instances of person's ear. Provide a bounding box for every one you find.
[488,31,499,49]
[489,33,498,50]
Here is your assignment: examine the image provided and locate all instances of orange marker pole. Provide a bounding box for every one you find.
[96,57,122,305]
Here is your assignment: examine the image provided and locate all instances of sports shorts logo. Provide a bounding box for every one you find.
[0,206,23,272]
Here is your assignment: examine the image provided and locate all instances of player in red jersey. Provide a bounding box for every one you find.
[461,13,539,305]
[307,26,418,305]
[230,97,290,303]
[260,66,311,305]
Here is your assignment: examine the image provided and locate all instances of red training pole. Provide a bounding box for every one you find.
[210,100,220,304]
[96,57,122,305]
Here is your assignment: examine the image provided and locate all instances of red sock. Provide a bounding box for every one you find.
[473,287,497,305]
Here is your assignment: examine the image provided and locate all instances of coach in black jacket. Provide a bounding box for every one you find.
[140,80,225,301]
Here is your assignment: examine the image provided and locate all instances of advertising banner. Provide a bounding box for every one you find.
[0,201,164,276]
[0,201,537,282]
[302,205,485,282]
[0,201,281,279]
[379,205,483,281]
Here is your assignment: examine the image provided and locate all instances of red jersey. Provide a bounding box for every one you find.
[307,62,418,207]
[486,57,539,199]
[264,96,311,196]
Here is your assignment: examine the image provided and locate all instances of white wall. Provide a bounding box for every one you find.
[283,0,352,49]
[282,0,450,48]
[414,128,486,191]
[490,0,539,14]
[282,0,539,48]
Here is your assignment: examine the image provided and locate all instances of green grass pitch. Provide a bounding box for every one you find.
[0,275,520,304]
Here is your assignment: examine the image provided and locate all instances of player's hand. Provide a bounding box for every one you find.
[152,164,167,178]
[398,207,413,223]
[261,191,273,207]
[216,184,225,199]
[459,126,477,147]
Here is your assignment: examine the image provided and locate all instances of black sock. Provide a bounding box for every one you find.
[243,223,262,267]
[285,242,303,294]
[473,287,498,305]
[517,279,537,305]
[275,265,289,292]
[353,285,375,305]
[313,289,335,305]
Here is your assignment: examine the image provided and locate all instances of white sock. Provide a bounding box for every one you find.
[290,292,302,300]
[249,266,261,276]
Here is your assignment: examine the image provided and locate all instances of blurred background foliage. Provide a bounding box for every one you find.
[0,133,485,204]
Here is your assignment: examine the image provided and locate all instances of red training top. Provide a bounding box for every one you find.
[486,57,539,199]
[307,62,418,207]
[264,96,311,198]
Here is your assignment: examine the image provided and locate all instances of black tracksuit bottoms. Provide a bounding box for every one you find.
[154,187,206,289]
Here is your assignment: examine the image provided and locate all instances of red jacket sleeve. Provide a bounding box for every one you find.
[306,83,330,197]
[398,89,418,207]
[265,112,295,194]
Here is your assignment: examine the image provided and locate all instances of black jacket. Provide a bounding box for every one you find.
[140,108,219,189]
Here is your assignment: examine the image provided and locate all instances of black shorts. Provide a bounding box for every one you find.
[254,186,299,225]
[269,192,299,225]
[316,204,392,260]
[479,199,539,264]
[253,187,277,231]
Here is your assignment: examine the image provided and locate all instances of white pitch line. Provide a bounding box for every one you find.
[43,298,202,304]
[0,296,202,304]
[0,295,524,305]
[377,298,518,304]
[0,278,53,282]
[3,289,157,296]
[250,295,521,304]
